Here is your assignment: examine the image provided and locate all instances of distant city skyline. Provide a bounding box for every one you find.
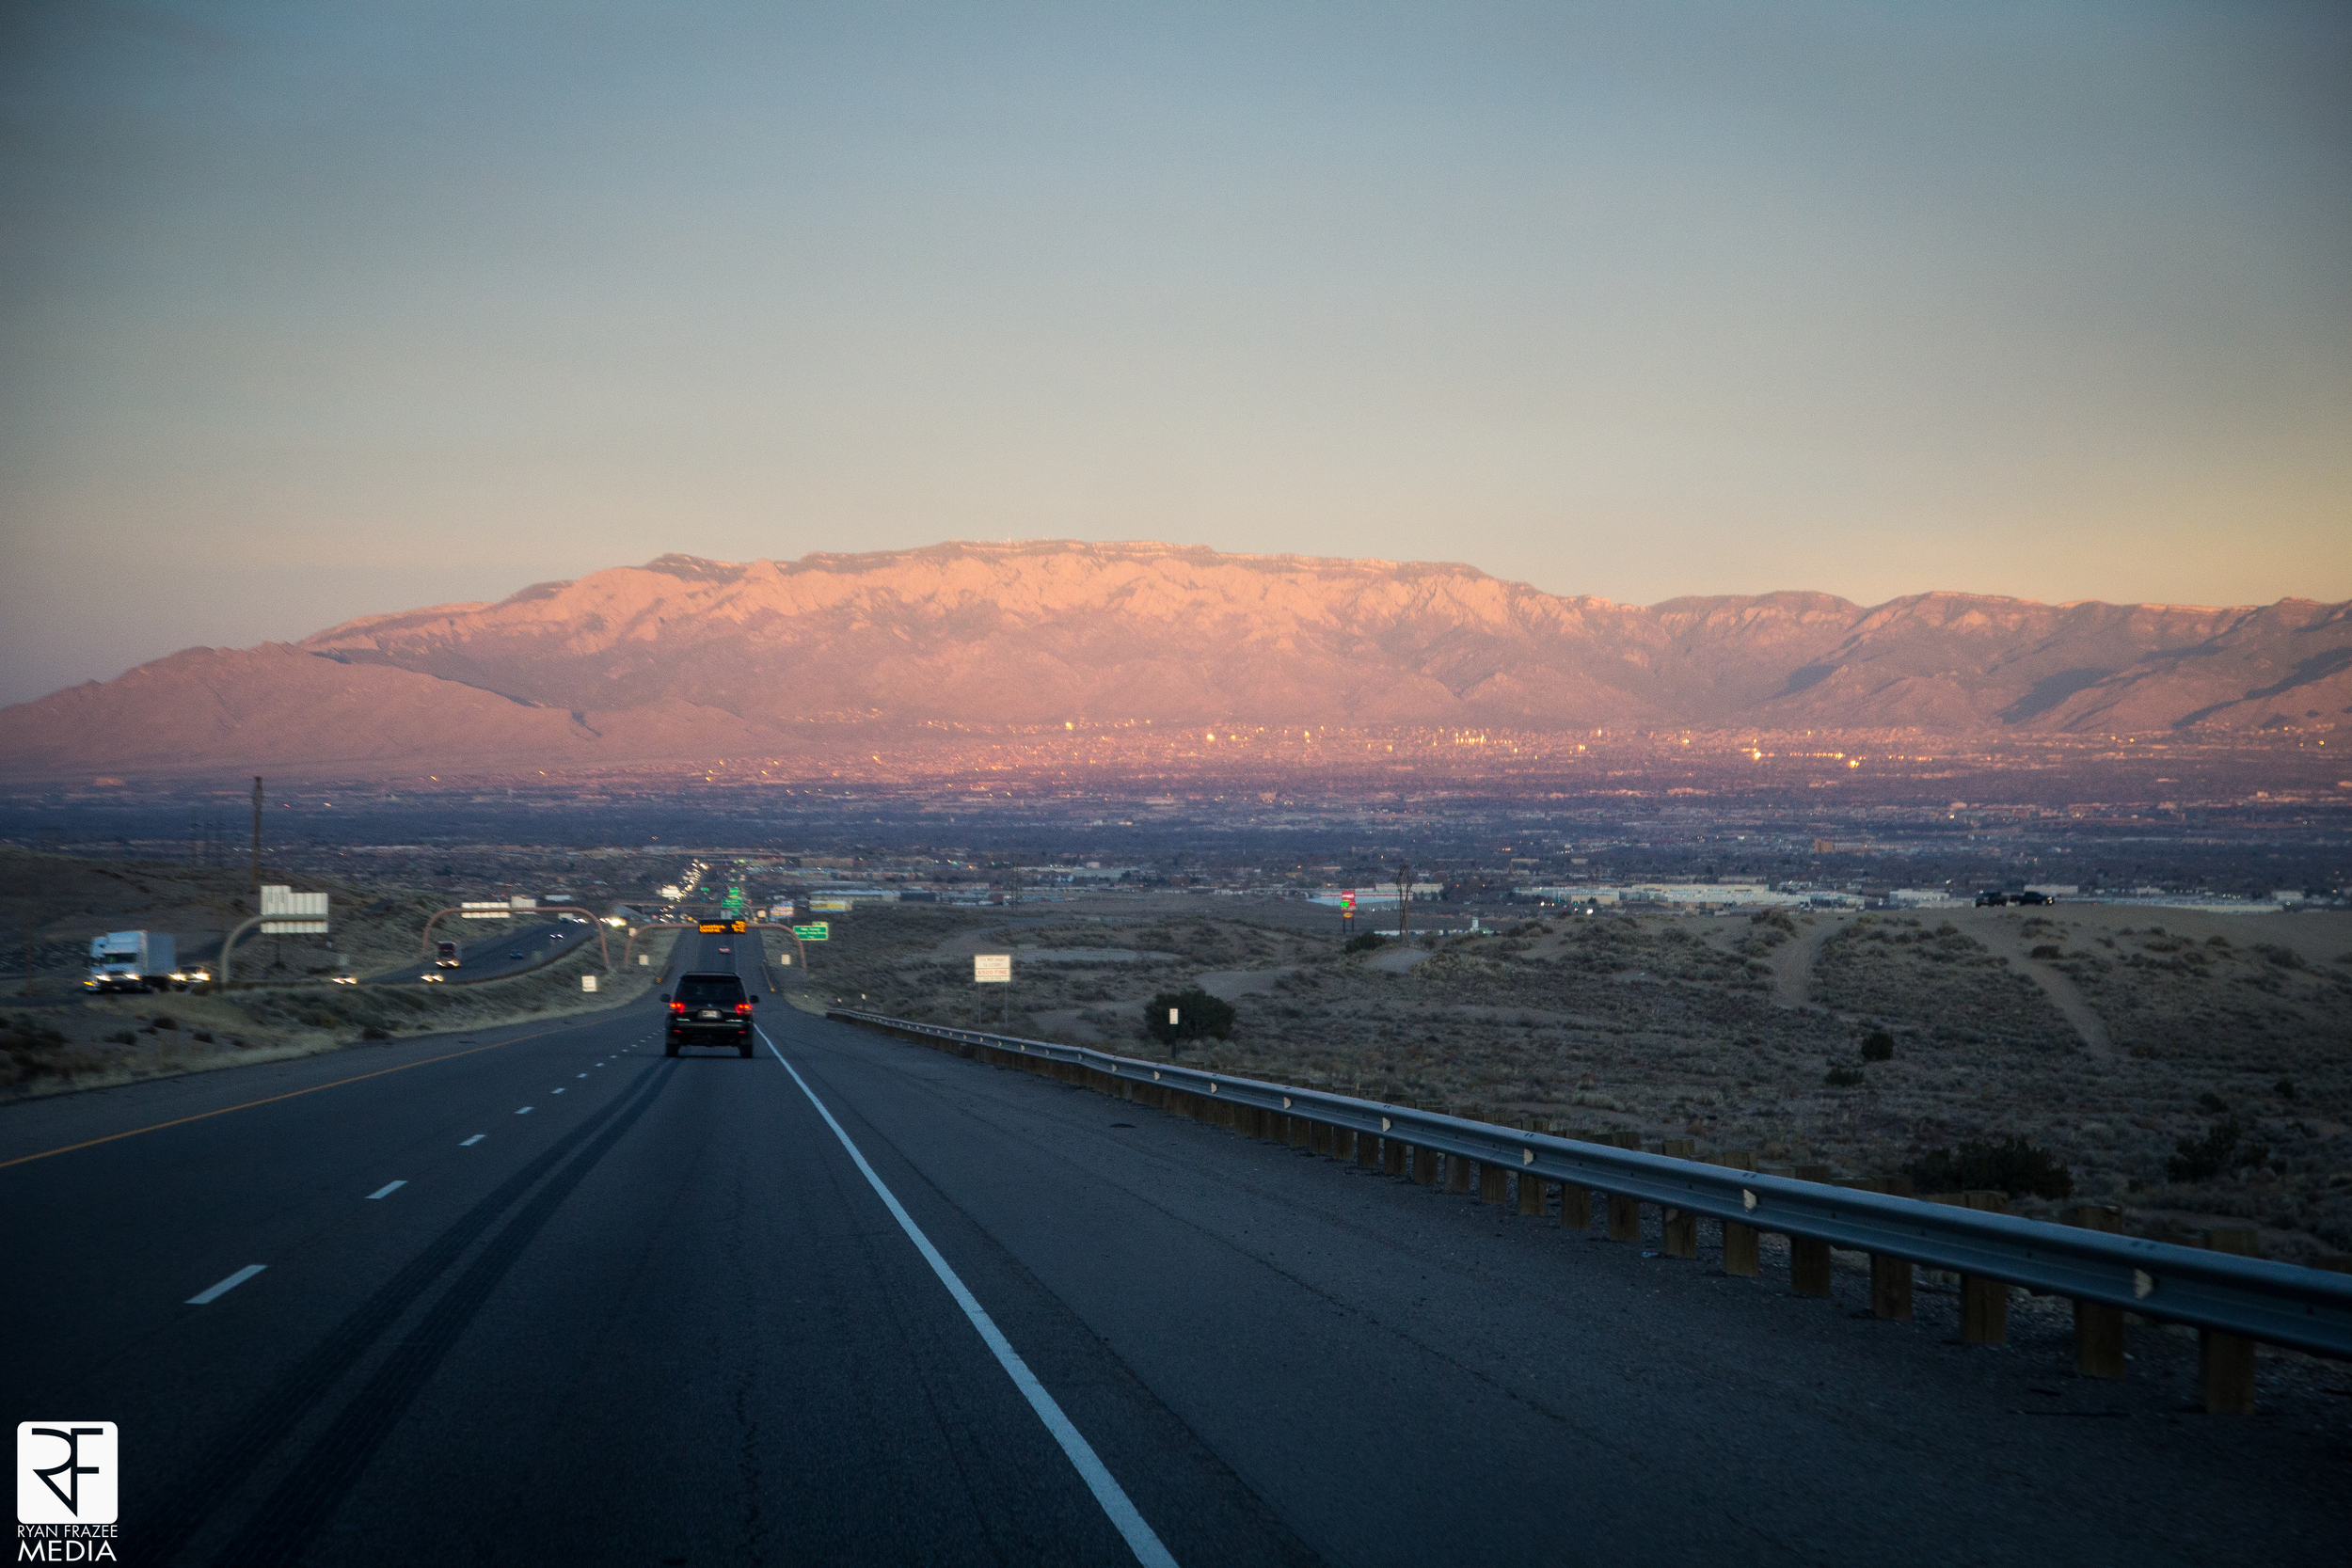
[3,1,2346,705]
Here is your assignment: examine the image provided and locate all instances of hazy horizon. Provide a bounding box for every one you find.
[5,2,2347,705]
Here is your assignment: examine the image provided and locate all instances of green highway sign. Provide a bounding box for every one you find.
[792,924,830,942]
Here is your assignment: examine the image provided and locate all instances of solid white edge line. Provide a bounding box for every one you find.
[364,1180,407,1200]
[187,1264,266,1305]
[758,1026,1177,1568]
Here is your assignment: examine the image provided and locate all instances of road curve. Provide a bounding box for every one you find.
[2,931,2338,1566]
[369,918,596,984]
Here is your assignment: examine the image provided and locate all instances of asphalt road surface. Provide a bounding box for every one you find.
[4,931,2341,1566]
[369,919,600,984]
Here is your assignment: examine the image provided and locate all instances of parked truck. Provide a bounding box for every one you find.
[85,930,207,993]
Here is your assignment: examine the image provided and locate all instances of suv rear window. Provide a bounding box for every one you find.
[676,975,745,1006]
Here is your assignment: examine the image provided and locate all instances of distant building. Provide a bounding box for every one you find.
[1518,883,1811,909]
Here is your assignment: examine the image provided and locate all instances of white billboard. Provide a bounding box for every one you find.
[260,884,328,934]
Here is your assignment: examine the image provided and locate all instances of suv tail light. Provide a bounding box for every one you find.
[669,1000,685,1015]
[735,1002,753,1016]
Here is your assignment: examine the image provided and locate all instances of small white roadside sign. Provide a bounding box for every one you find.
[974,954,1012,984]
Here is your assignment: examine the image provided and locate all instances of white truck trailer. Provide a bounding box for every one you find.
[85,930,206,993]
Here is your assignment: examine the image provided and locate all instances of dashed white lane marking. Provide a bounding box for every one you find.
[516,1106,533,1116]
[461,1134,485,1147]
[577,1073,587,1078]
[365,1180,407,1200]
[552,1087,566,1094]
[187,1265,266,1305]
[757,1027,1177,1568]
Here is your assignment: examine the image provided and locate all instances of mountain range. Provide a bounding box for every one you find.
[5,541,2346,781]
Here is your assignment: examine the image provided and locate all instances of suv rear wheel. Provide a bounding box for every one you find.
[665,1035,679,1057]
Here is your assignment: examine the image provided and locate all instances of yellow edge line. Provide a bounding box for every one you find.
[0,1020,591,1172]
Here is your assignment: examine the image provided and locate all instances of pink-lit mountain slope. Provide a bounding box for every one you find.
[3,542,2344,781]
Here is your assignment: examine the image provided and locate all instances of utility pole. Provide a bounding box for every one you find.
[250,776,263,894]
[1396,860,1411,942]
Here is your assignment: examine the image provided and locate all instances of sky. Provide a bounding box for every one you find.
[3,1,2347,705]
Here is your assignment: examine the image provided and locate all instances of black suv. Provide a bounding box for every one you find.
[664,972,756,1056]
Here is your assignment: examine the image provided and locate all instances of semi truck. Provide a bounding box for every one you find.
[436,940,462,969]
[85,930,207,992]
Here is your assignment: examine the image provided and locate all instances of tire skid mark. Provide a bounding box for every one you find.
[138,1062,667,1567]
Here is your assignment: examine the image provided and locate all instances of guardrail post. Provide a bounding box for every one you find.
[1517,1164,1546,1217]
[1411,1143,1438,1184]
[1357,1129,1381,1169]
[1836,1177,1915,1318]
[1554,1126,1591,1232]
[1959,1191,2010,1344]
[1478,1155,1508,1205]
[2201,1227,2259,1414]
[1560,1176,1592,1232]
[1331,1123,1357,1162]
[1660,1139,1698,1257]
[1292,1114,1312,1152]
[1715,1151,1758,1276]
[1788,1165,1835,1296]
[2069,1205,2126,1378]
[1383,1132,1406,1176]
[1448,1150,1474,1195]
[1604,1132,1643,1242]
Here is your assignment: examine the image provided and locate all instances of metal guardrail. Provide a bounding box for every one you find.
[829,1009,2352,1362]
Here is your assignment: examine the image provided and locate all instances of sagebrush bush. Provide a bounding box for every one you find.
[2167,1119,2270,1183]
[1860,1029,1895,1062]
[1903,1136,2074,1199]
[1146,988,1234,1048]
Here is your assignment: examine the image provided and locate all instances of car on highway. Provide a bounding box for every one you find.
[663,972,755,1056]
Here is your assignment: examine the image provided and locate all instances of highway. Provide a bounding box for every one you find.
[368,919,598,984]
[3,930,2340,1566]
